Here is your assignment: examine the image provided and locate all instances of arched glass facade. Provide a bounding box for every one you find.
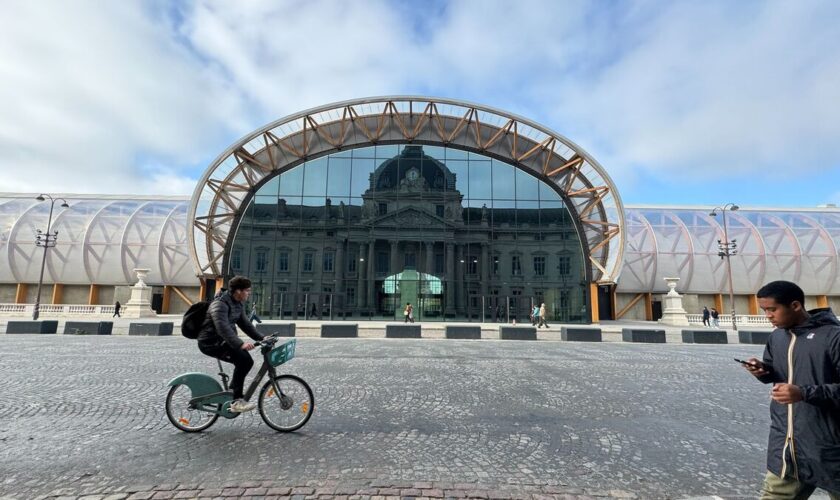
[227,145,588,322]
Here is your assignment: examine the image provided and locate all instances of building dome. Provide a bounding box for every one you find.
[371,146,454,192]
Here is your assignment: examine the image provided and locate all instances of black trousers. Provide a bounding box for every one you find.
[198,342,253,399]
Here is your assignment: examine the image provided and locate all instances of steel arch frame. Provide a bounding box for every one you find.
[188,96,625,284]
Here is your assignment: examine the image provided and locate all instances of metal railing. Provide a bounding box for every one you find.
[685,313,771,327]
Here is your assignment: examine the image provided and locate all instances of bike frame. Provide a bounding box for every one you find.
[189,345,285,416]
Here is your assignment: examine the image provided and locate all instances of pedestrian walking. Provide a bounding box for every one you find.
[495,304,502,323]
[403,302,414,323]
[711,307,720,328]
[249,303,262,324]
[538,303,549,328]
[741,280,840,499]
[112,300,121,318]
[310,302,319,319]
[531,304,539,326]
[702,306,710,327]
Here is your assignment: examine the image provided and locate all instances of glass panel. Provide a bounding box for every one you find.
[516,168,540,201]
[278,166,304,197]
[469,160,492,199]
[446,160,468,195]
[350,158,376,198]
[327,158,352,198]
[492,160,515,200]
[302,157,328,197]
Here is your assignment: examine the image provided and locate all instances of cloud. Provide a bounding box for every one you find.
[1,0,838,203]
[0,1,246,195]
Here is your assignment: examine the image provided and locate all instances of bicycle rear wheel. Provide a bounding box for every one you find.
[165,384,219,432]
[258,375,314,432]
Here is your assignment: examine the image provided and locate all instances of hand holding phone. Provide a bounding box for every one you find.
[736,357,771,377]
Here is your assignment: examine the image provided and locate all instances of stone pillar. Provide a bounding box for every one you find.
[367,239,376,308]
[480,243,489,296]
[356,243,366,309]
[445,242,455,312]
[425,241,434,275]
[123,268,157,318]
[335,240,345,293]
[456,245,465,313]
[659,277,689,326]
[390,240,399,276]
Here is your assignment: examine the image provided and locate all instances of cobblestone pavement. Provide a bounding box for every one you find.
[0,336,827,499]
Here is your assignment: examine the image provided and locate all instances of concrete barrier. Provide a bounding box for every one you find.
[6,320,58,334]
[738,330,772,344]
[129,322,174,336]
[64,321,113,335]
[445,325,481,340]
[561,327,602,342]
[255,323,296,337]
[621,328,665,343]
[499,326,537,340]
[385,324,421,338]
[681,329,728,344]
[321,323,358,338]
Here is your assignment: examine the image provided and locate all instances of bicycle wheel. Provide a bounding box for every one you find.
[258,375,314,432]
[165,384,219,432]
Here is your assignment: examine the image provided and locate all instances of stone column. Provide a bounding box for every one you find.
[456,245,465,313]
[356,243,366,309]
[123,268,157,318]
[480,243,489,296]
[425,241,434,275]
[445,242,455,311]
[335,241,345,288]
[390,240,399,276]
[367,239,376,308]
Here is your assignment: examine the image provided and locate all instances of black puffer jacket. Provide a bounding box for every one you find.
[197,292,262,349]
[758,308,840,492]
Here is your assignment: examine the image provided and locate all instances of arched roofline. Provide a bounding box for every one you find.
[188,96,625,284]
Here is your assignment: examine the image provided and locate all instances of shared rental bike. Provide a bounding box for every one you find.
[165,335,313,432]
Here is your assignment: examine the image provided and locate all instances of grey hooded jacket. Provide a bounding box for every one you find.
[197,291,262,349]
[758,308,840,492]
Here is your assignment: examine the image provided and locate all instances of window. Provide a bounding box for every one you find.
[347,252,357,273]
[255,251,267,272]
[511,255,522,276]
[232,249,242,270]
[436,205,444,217]
[493,255,499,275]
[435,253,444,274]
[404,252,416,268]
[277,252,289,272]
[323,251,334,272]
[378,202,388,215]
[558,255,571,275]
[533,256,546,276]
[468,256,478,275]
[376,251,389,274]
[303,252,314,272]
[346,287,356,305]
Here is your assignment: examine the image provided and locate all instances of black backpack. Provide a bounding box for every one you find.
[181,301,210,339]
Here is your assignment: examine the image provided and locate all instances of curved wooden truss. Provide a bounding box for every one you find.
[188,96,626,283]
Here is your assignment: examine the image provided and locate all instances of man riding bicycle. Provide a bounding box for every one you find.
[197,276,264,413]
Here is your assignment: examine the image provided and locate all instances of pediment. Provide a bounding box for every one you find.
[373,207,455,228]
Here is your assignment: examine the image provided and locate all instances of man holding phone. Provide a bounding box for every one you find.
[743,280,840,499]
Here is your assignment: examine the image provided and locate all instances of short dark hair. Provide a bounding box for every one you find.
[756,280,804,306]
[228,276,252,292]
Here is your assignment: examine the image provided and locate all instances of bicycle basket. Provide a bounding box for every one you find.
[268,339,296,366]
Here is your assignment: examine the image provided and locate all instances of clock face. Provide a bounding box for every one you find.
[407,168,419,181]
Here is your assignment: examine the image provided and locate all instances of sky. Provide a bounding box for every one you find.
[1,0,839,208]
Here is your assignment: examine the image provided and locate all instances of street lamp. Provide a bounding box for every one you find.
[32,194,69,320]
[709,203,739,331]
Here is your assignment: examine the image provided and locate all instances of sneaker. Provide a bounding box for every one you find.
[230,399,256,413]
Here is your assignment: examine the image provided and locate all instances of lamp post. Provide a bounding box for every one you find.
[710,203,739,331]
[32,194,69,320]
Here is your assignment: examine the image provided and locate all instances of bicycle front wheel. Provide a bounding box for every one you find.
[258,375,314,432]
[165,384,219,432]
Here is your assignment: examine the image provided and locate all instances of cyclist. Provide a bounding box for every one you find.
[197,276,264,412]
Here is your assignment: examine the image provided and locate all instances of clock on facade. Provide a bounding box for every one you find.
[406,168,419,181]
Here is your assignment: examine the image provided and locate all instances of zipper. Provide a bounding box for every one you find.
[779,330,798,479]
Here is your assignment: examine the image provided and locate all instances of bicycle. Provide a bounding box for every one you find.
[165,334,313,432]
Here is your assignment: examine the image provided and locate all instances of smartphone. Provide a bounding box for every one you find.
[734,358,752,365]
[735,358,772,371]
